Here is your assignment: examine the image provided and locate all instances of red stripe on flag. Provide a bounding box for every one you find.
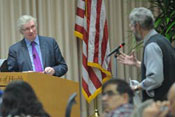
[102,72,106,80]
[87,0,91,34]
[82,78,91,96]
[101,21,108,63]
[82,54,87,67]
[76,8,85,18]
[88,67,102,89]
[75,24,84,34]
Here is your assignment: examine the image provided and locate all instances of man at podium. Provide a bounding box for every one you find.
[7,15,68,77]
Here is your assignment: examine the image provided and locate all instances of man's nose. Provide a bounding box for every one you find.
[29,28,33,32]
[102,95,108,101]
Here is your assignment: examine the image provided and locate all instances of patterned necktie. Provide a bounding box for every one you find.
[31,41,43,72]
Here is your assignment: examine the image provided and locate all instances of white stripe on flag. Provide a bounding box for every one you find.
[77,0,85,10]
[88,0,97,63]
[82,66,97,94]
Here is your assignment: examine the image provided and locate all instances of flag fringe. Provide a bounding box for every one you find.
[82,76,111,103]
[74,31,83,40]
[88,62,111,76]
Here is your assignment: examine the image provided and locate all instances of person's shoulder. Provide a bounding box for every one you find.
[149,34,171,45]
[38,35,58,46]
[9,39,25,50]
[38,35,55,41]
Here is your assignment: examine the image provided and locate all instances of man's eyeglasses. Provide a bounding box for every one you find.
[22,25,36,32]
[102,90,118,97]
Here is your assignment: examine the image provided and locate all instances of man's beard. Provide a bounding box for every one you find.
[134,31,142,42]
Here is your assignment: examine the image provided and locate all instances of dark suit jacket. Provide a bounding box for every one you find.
[7,35,68,77]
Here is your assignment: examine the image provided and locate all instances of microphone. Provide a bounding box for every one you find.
[33,54,36,59]
[107,42,125,57]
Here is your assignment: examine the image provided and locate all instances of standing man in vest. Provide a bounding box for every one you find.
[7,15,68,77]
[117,7,175,101]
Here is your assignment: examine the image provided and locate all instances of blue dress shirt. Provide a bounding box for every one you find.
[25,35,44,71]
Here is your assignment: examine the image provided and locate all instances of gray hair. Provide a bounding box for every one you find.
[129,7,155,30]
[17,15,37,33]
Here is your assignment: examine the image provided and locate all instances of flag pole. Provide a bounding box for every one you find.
[90,97,99,117]
[114,55,118,78]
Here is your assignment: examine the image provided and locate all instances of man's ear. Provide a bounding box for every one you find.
[135,23,141,30]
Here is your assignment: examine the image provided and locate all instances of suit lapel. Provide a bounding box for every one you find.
[21,39,33,70]
[39,36,46,68]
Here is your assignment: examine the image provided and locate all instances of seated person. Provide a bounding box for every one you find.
[101,79,134,117]
[143,83,175,117]
[0,80,49,117]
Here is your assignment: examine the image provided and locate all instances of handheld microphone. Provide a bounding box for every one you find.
[33,54,36,59]
[107,42,125,57]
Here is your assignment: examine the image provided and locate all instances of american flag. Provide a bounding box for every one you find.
[75,0,112,103]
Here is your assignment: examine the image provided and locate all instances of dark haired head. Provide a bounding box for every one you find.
[0,80,49,117]
[102,78,134,103]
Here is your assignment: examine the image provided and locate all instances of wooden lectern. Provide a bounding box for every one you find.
[0,72,80,117]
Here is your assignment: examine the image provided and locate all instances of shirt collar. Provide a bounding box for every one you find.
[143,29,158,45]
[25,35,39,46]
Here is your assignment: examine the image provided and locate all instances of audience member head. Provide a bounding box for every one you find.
[129,7,155,42]
[0,80,49,117]
[17,15,37,41]
[142,101,169,117]
[102,78,134,112]
[143,83,175,117]
[167,83,175,116]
